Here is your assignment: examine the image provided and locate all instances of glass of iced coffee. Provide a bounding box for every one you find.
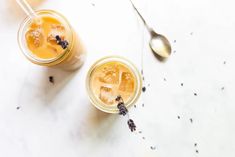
[86,56,142,113]
[18,10,85,70]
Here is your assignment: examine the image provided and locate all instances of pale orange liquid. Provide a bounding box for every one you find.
[25,16,68,59]
[90,61,137,105]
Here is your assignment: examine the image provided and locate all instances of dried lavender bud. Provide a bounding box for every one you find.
[127,119,136,132]
[142,87,146,92]
[49,76,54,84]
[150,146,156,150]
[190,118,193,123]
[117,102,128,116]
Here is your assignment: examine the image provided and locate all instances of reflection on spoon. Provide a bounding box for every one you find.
[129,0,171,59]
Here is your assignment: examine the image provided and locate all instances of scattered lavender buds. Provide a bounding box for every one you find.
[127,119,136,132]
[55,35,69,49]
[190,118,193,123]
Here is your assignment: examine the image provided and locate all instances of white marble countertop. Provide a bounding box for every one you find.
[1,0,235,157]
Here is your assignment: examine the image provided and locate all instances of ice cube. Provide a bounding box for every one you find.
[25,27,44,49]
[47,24,65,45]
[99,86,115,105]
[30,19,42,29]
[99,64,120,84]
[119,72,134,93]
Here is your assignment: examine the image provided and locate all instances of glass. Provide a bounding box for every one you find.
[86,56,142,113]
[18,10,86,70]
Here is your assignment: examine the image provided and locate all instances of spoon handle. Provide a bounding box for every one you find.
[129,0,151,30]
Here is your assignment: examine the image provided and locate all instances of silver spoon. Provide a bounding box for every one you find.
[129,0,171,58]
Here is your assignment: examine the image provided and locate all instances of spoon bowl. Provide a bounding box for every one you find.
[149,32,171,58]
[129,0,172,59]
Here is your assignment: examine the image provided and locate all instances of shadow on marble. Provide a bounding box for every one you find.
[17,66,79,109]
[43,67,78,106]
[71,103,118,141]
[85,103,118,134]
[152,50,168,62]
[5,0,45,24]
[87,104,115,126]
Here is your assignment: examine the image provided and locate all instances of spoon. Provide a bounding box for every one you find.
[129,0,171,58]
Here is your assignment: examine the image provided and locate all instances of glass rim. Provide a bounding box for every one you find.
[17,9,74,66]
[86,56,142,114]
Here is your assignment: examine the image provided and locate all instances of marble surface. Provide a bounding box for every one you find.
[1,0,235,156]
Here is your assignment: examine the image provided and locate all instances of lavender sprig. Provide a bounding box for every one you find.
[55,35,69,49]
[127,119,136,132]
[116,95,136,132]
[117,102,128,116]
